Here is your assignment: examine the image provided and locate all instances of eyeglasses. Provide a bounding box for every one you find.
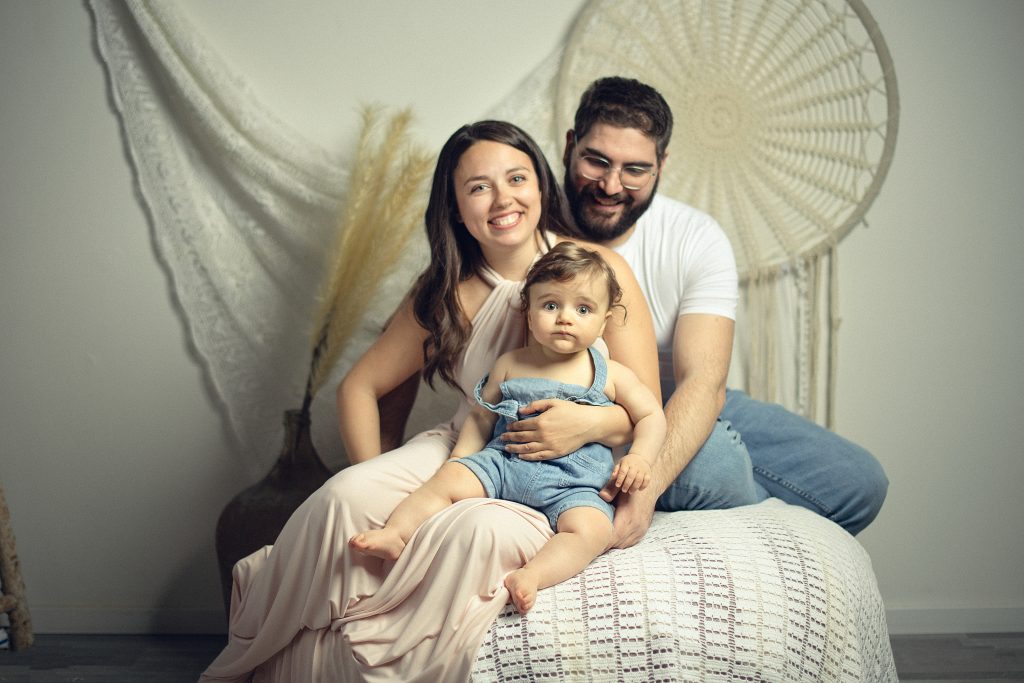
[573,136,657,191]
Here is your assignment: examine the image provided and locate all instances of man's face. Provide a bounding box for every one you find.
[563,123,662,245]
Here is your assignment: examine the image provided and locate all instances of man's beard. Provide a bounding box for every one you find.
[564,167,658,243]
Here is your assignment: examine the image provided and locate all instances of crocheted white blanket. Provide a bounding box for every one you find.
[472,499,896,682]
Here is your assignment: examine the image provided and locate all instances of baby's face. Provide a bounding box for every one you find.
[526,273,611,354]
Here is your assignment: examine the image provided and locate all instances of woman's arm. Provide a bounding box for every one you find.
[336,297,428,464]
[377,371,420,453]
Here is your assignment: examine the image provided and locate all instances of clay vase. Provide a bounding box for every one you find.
[215,409,334,616]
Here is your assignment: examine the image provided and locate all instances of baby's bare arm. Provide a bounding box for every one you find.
[452,405,497,459]
[606,360,667,492]
[451,353,511,458]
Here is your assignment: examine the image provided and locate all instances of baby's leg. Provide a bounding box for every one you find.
[350,461,485,560]
[505,507,613,614]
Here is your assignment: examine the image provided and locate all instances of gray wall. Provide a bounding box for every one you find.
[1,0,1021,635]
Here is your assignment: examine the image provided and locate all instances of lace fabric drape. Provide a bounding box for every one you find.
[90,1,420,469]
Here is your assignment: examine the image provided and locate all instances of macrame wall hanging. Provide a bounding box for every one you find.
[551,0,900,425]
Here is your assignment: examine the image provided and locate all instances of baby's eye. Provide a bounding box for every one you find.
[576,305,592,315]
[542,302,558,312]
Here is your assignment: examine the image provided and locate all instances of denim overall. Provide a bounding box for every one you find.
[454,347,616,531]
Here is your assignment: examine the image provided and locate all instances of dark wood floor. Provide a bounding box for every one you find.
[891,632,1024,682]
[0,634,223,682]
[0,632,1021,681]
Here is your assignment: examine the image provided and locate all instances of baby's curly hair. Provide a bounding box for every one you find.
[520,241,624,315]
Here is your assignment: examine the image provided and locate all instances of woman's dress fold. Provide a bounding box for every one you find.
[202,267,554,682]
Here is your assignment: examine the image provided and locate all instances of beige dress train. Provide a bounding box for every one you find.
[201,267,555,682]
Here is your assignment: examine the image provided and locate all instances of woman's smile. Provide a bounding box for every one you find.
[490,211,523,229]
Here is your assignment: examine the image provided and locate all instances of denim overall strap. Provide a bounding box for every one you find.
[473,373,520,420]
[585,346,607,396]
[571,346,612,407]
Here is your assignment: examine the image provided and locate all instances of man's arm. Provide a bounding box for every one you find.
[608,313,734,548]
[655,313,733,484]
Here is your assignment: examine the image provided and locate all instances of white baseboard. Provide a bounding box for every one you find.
[28,606,1024,636]
[31,606,226,635]
[886,607,1024,635]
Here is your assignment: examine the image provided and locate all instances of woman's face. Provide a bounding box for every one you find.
[452,140,542,254]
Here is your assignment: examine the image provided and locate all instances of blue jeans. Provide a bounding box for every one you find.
[654,389,888,535]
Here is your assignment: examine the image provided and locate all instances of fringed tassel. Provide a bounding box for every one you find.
[301,107,432,414]
[745,270,767,404]
[807,254,822,423]
[764,272,777,404]
[738,247,839,428]
[743,267,783,406]
[826,244,840,430]
[748,271,763,401]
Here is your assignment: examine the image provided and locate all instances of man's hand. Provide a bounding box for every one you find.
[603,485,658,550]
[501,399,594,461]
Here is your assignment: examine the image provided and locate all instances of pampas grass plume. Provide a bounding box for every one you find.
[304,107,433,403]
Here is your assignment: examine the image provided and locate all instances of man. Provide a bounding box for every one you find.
[498,77,888,546]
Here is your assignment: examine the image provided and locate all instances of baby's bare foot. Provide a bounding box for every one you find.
[349,528,406,561]
[504,567,540,614]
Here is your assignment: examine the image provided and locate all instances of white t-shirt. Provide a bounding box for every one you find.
[611,194,738,397]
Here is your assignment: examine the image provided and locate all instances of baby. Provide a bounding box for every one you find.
[351,241,666,613]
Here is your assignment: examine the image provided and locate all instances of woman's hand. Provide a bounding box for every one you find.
[501,400,629,460]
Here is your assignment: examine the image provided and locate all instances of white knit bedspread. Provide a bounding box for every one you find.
[472,499,896,682]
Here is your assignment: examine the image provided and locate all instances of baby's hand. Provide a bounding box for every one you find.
[610,453,651,494]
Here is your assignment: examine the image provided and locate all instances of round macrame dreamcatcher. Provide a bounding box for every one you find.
[554,0,899,423]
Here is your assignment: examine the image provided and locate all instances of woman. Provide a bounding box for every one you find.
[202,121,659,682]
